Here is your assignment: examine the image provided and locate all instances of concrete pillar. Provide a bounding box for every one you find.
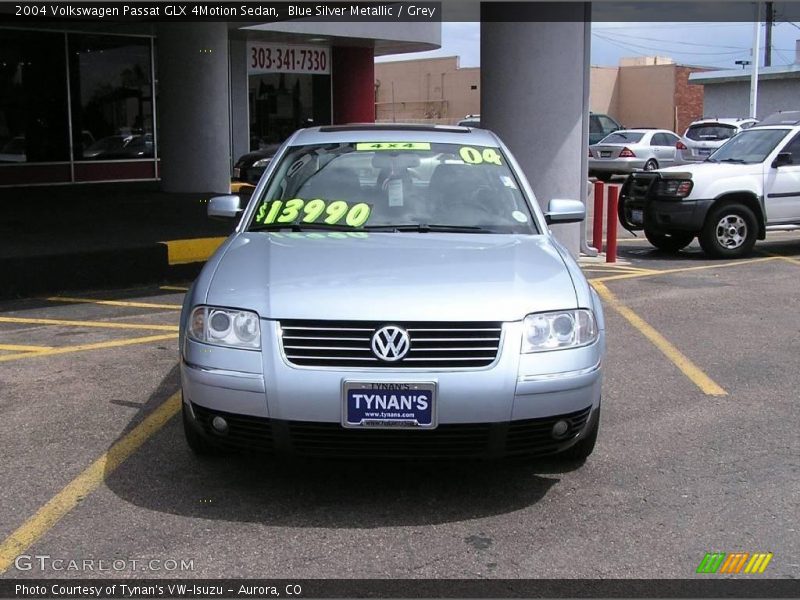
[481,4,591,256]
[332,47,375,124]
[156,23,231,193]
[229,38,250,164]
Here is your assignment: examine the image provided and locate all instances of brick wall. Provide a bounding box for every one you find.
[674,66,708,134]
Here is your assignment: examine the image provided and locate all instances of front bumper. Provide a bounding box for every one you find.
[180,321,603,457]
[622,196,714,233]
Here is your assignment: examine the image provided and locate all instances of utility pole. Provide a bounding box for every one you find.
[750,2,762,119]
[764,1,773,67]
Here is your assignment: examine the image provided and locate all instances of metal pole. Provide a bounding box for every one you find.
[592,180,604,252]
[750,3,762,119]
[764,1,773,67]
[605,185,619,263]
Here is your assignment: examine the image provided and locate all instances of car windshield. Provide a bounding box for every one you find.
[599,132,644,144]
[685,124,737,141]
[247,141,539,234]
[706,128,790,163]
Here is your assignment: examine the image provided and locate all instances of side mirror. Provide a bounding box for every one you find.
[772,152,793,168]
[545,199,585,225]
[208,195,242,219]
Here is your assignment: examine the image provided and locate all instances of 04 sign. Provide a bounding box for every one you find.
[248,43,330,75]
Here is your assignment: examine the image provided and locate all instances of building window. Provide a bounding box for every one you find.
[68,34,154,161]
[0,30,70,163]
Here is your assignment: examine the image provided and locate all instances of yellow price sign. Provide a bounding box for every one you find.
[356,142,431,151]
[459,146,503,166]
[255,198,372,227]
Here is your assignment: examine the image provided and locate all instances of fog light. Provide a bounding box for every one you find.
[211,416,228,434]
[552,420,569,438]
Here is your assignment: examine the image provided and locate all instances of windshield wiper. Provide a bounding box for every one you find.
[717,158,747,163]
[250,222,355,232]
[364,224,494,233]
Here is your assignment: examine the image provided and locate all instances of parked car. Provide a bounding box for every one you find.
[232,143,281,186]
[589,112,622,145]
[618,113,800,257]
[457,114,481,127]
[82,134,153,159]
[677,117,758,163]
[589,129,683,180]
[180,124,605,461]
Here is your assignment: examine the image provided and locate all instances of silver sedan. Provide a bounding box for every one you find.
[179,125,605,462]
[589,129,683,180]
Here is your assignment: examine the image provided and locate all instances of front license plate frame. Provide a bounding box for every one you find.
[341,380,438,429]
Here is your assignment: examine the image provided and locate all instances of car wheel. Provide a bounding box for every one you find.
[644,229,694,253]
[558,409,599,462]
[182,400,221,456]
[699,203,757,259]
[643,159,658,171]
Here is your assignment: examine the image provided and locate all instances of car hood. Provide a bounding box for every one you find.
[205,232,578,321]
[660,161,763,176]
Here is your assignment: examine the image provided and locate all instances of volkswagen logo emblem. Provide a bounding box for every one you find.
[371,325,411,362]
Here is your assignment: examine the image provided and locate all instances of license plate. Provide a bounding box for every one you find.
[631,209,644,225]
[342,381,437,429]
[697,149,712,156]
[600,151,612,158]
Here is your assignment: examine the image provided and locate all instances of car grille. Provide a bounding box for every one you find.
[622,172,658,206]
[506,407,591,455]
[278,320,503,369]
[190,404,593,459]
[192,403,274,453]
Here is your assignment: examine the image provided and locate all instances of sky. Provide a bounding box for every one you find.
[375,20,800,70]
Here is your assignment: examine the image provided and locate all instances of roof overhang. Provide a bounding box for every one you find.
[690,64,800,85]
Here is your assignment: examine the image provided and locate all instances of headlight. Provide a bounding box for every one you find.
[188,306,261,350]
[522,309,597,353]
[252,157,272,168]
[655,179,693,198]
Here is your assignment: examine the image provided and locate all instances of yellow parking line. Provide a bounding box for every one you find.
[0,392,181,574]
[0,344,54,352]
[590,256,779,283]
[46,296,182,310]
[592,280,727,396]
[0,334,177,363]
[159,285,189,292]
[0,316,178,332]
[759,251,800,266]
[159,237,226,265]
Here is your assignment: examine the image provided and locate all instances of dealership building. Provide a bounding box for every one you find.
[0,20,439,191]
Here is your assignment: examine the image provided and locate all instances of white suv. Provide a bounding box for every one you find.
[677,117,758,163]
[619,111,800,258]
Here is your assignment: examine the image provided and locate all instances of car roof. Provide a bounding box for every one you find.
[752,111,800,126]
[290,123,500,146]
[689,117,756,126]
[609,129,670,134]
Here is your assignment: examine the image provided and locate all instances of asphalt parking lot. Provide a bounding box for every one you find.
[1,234,799,580]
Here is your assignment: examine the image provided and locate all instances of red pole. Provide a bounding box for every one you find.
[592,181,604,251]
[606,184,619,263]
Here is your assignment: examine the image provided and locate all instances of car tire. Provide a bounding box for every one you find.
[643,159,658,171]
[558,409,599,462]
[182,400,221,456]
[699,203,758,259]
[644,229,694,253]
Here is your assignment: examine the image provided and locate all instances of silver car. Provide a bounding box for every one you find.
[179,125,605,461]
[589,128,683,180]
[677,117,758,163]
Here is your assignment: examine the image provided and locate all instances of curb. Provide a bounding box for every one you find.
[1,237,226,299]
